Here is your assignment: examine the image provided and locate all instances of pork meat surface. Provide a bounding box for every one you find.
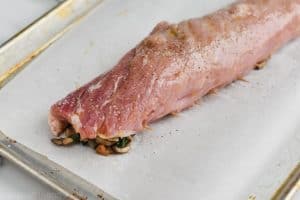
[49,0,300,139]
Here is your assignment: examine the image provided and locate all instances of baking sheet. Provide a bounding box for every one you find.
[0,0,300,199]
[0,160,63,200]
[0,0,58,45]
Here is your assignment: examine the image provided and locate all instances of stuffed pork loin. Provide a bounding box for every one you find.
[49,0,300,154]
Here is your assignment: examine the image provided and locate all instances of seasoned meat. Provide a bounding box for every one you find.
[49,0,300,140]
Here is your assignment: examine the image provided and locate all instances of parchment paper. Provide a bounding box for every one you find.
[0,0,300,199]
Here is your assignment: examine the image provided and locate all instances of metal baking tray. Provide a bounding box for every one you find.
[0,0,58,45]
[0,0,300,199]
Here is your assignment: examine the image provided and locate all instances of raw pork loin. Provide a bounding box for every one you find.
[49,0,300,140]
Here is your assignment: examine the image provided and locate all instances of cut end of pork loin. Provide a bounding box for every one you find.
[48,111,135,139]
[49,103,137,140]
[48,112,68,136]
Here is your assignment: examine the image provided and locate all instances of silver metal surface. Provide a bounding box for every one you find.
[272,163,300,200]
[0,130,116,200]
[0,155,3,166]
[0,158,64,200]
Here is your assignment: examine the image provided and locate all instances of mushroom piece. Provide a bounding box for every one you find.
[51,138,64,146]
[95,136,118,146]
[51,133,80,146]
[112,145,131,154]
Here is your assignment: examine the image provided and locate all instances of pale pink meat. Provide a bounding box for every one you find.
[49,0,300,139]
